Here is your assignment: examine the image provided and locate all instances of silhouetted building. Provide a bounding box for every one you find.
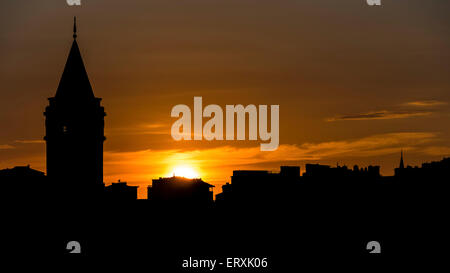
[394,151,450,181]
[44,18,106,199]
[304,163,380,178]
[105,180,138,201]
[0,165,47,203]
[148,176,214,206]
[395,150,409,177]
[421,157,450,172]
[280,166,301,177]
[216,164,384,208]
[0,165,45,178]
[303,164,331,177]
[216,166,302,207]
[399,150,405,169]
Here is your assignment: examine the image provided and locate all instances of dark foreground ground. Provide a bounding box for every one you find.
[3,187,448,270]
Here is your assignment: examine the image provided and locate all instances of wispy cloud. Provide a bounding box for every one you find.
[327,110,432,121]
[421,146,450,156]
[404,100,447,107]
[0,144,14,150]
[141,123,166,129]
[14,139,45,144]
[106,123,169,136]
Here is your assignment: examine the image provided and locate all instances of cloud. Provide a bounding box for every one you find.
[106,123,169,136]
[183,132,437,164]
[327,110,432,121]
[328,99,448,122]
[0,144,14,150]
[14,139,45,144]
[404,100,447,107]
[103,132,438,185]
[421,146,450,156]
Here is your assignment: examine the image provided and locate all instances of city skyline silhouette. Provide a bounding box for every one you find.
[1,4,450,266]
[1,17,449,210]
[2,2,450,198]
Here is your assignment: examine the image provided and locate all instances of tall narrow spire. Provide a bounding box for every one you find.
[399,150,405,169]
[55,17,95,101]
[73,16,77,39]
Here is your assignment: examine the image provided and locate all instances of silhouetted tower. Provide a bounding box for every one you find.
[399,150,405,169]
[44,18,106,199]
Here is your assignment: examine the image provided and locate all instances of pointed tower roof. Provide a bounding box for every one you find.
[55,17,95,101]
[399,150,405,169]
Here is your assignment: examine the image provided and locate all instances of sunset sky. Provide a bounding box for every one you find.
[1,0,450,198]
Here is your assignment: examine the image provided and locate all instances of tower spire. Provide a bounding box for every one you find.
[55,17,95,101]
[73,16,77,39]
[399,150,405,169]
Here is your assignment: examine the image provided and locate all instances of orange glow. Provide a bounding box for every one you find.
[168,166,200,179]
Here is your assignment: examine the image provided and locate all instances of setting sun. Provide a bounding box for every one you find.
[169,166,200,179]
